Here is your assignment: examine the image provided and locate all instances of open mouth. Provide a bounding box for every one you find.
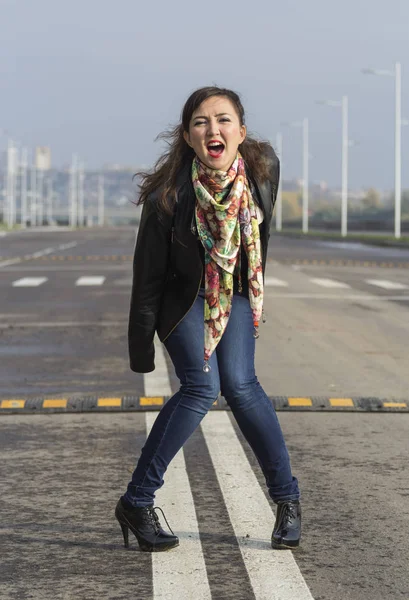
[207,142,225,158]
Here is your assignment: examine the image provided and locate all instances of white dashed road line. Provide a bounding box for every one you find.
[0,258,23,268]
[57,241,78,250]
[265,277,289,287]
[365,279,409,290]
[0,241,78,269]
[75,276,106,286]
[12,277,48,287]
[309,278,351,289]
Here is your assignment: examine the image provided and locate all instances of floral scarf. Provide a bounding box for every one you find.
[192,152,264,372]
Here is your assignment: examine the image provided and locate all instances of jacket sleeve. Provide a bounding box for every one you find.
[128,197,171,373]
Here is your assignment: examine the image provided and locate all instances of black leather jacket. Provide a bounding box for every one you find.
[128,146,280,372]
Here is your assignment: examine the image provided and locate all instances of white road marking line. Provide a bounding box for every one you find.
[0,258,22,268]
[0,232,7,237]
[265,277,289,287]
[29,247,55,258]
[146,413,212,600]
[201,412,314,600]
[365,279,409,290]
[0,241,78,269]
[75,276,106,286]
[12,277,48,287]
[58,241,78,250]
[309,278,350,289]
[144,335,172,397]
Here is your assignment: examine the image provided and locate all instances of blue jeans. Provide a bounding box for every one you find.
[124,289,300,507]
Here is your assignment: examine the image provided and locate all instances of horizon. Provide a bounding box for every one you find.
[1,0,408,190]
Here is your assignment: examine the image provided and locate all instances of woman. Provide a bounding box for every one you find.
[115,86,301,553]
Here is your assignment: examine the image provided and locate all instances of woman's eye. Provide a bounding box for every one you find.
[220,118,230,122]
[194,121,205,126]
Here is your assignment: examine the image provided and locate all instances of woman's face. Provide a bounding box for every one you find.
[183,96,246,171]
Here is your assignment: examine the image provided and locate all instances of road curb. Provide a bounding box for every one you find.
[0,395,408,414]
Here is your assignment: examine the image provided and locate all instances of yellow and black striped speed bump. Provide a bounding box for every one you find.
[0,395,407,414]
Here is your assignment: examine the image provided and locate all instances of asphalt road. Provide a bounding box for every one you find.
[1,227,409,600]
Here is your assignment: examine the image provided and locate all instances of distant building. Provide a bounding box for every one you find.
[35,146,51,171]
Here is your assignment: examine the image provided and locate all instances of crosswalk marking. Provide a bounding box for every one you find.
[12,277,48,287]
[265,276,289,287]
[309,278,350,289]
[5,273,409,297]
[201,412,314,600]
[146,413,212,599]
[365,279,409,290]
[144,335,172,397]
[75,276,106,286]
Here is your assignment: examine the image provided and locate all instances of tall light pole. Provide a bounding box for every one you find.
[6,139,18,228]
[78,160,85,227]
[362,62,404,238]
[37,168,44,226]
[275,132,283,231]
[20,147,28,227]
[98,172,105,226]
[69,153,78,227]
[281,118,310,233]
[30,155,37,227]
[302,117,309,233]
[46,177,53,225]
[316,96,349,236]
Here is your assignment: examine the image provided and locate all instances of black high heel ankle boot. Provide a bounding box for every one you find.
[115,497,179,552]
[271,500,301,549]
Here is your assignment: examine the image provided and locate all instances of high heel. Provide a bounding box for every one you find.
[115,497,179,552]
[271,500,301,549]
[119,521,129,548]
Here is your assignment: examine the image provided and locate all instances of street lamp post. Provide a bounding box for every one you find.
[98,172,105,226]
[316,96,349,236]
[302,117,309,233]
[20,147,28,227]
[30,156,37,227]
[69,153,78,227]
[46,177,53,225]
[281,118,310,233]
[37,168,44,226]
[362,62,404,238]
[6,139,18,228]
[78,161,85,227]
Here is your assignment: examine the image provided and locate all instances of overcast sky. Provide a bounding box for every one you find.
[1,0,408,189]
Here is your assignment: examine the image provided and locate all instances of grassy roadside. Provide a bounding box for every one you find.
[273,229,409,248]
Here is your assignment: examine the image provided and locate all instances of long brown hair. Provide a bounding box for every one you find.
[135,86,274,215]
